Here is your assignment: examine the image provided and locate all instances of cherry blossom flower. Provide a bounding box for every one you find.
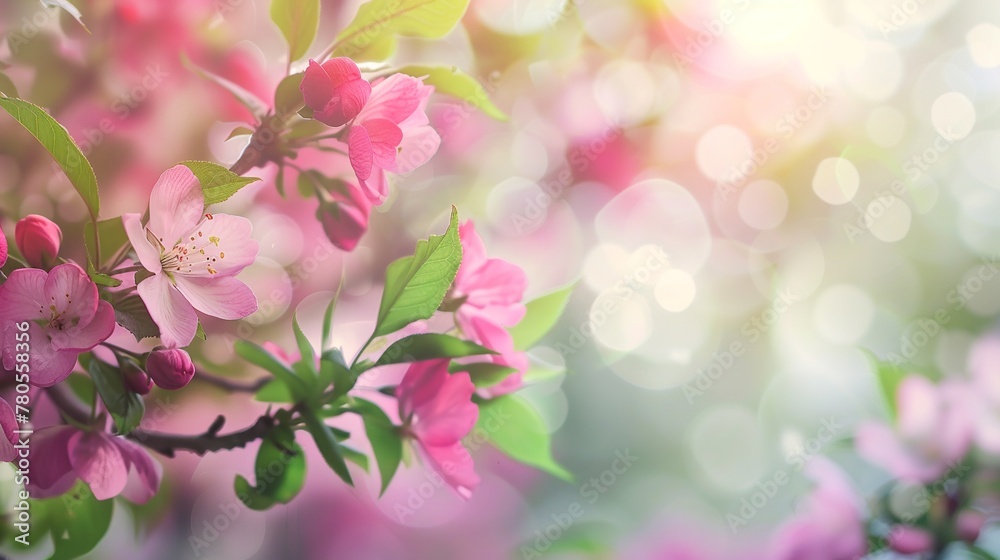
[123,165,259,348]
[0,264,116,386]
[855,376,973,483]
[30,424,161,503]
[349,74,440,203]
[396,359,479,498]
[301,58,372,127]
[767,458,867,560]
[450,221,528,396]
[965,333,1000,454]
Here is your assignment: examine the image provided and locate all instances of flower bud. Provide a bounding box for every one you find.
[300,58,371,127]
[120,357,152,395]
[956,510,986,543]
[317,182,371,251]
[15,214,62,269]
[888,525,934,554]
[145,348,195,390]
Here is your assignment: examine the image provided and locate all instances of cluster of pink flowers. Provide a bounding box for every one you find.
[0,165,260,505]
[300,58,440,250]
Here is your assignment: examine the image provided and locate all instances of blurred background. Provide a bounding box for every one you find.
[3,0,1000,558]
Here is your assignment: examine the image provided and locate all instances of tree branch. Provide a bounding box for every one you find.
[194,369,269,393]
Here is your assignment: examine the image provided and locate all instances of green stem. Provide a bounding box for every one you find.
[91,219,101,266]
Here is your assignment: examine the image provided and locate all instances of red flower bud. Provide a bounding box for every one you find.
[15,214,62,269]
[145,348,195,390]
[888,525,934,554]
[956,510,986,543]
[120,358,152,395]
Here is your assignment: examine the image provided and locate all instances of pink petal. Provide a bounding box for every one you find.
[43,263,99,326]
[393,124,440,174]
[348,125,374,181]
[0,223,6,267]
[456,221,488,272]
[896,376,939,442]
[122,213,162,274]
[147,165,205,247]
[112,437,162,504]
[301,60,335,111]
[3,322,78,386]
[69,431,128,500]
[0,399,18,462]
[357,74,424,125]
[28,426,77,497]
[52,300,116,352]
[319,57,364,89]
[360,167,389,204]
[361,119,404,168]
[0,268,49,322]
[421,441,479,499]
[137,273,198,348]
[337,78,373,124]
[173,275,257,320]
[396,359,448,420]
[170,214,258,277]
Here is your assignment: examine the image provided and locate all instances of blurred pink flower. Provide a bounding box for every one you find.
[856,376,973,483]
[15,214,62,270]
[0,398,18,462]
[123,165,259,348]
[0,264,116,386]
[0,222,7,267]
[396,359,479,498]
[301,58,372,127]
[317,181,372,251]
[349,74,440,202]
[768,458,867,560]
[30,424,161,503]
[887,525,934,554]
[966,333,1000,454]
[451,221,528,396]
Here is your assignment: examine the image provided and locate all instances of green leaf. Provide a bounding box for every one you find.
[292,315,317,374]
[84,354,144,435]
[0,96,99,221]
[374,333,494,367]
[226,126,254,141]
[65,372,96,405]
[41,0,90,33]
[341,445,370,471]
[86,261,121,288]
[43,483,113,560]
[111,293,160,341]
[235,340,310,400]
[0,72,18,97]
[352,398,402,496]
[862,349,907,420]
[321,349,356,402]
[274,72,305,118]
[84,217,129,267]
[474,395,572,482]
[397,65,506,121]
[449,362,518,389]
[270,0,320,62]
[321,293,339,351]
[508,282,576,351]
[255,379,294,403]
[195,321,207,341]
[332,0,471,61]
[181,53,268,120]
[181,160,261,206]
[302,405,353,484]
[235,427,306,510]
[373,207,462,337]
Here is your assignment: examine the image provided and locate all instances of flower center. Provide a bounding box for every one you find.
[152,216,225,276]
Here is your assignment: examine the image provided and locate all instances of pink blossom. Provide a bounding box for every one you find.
[301,58,372,127]
[451,221,528,396]
[855,376,973,483]
[29,424,161,503]
[348,74,440,202]
[316,181,372,251]
[0,264,116,386]
[123,165,259,348]
[396,359,479,498]
[15,214,62,269]
[966,333,1000,454]
[768,458,867,560]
